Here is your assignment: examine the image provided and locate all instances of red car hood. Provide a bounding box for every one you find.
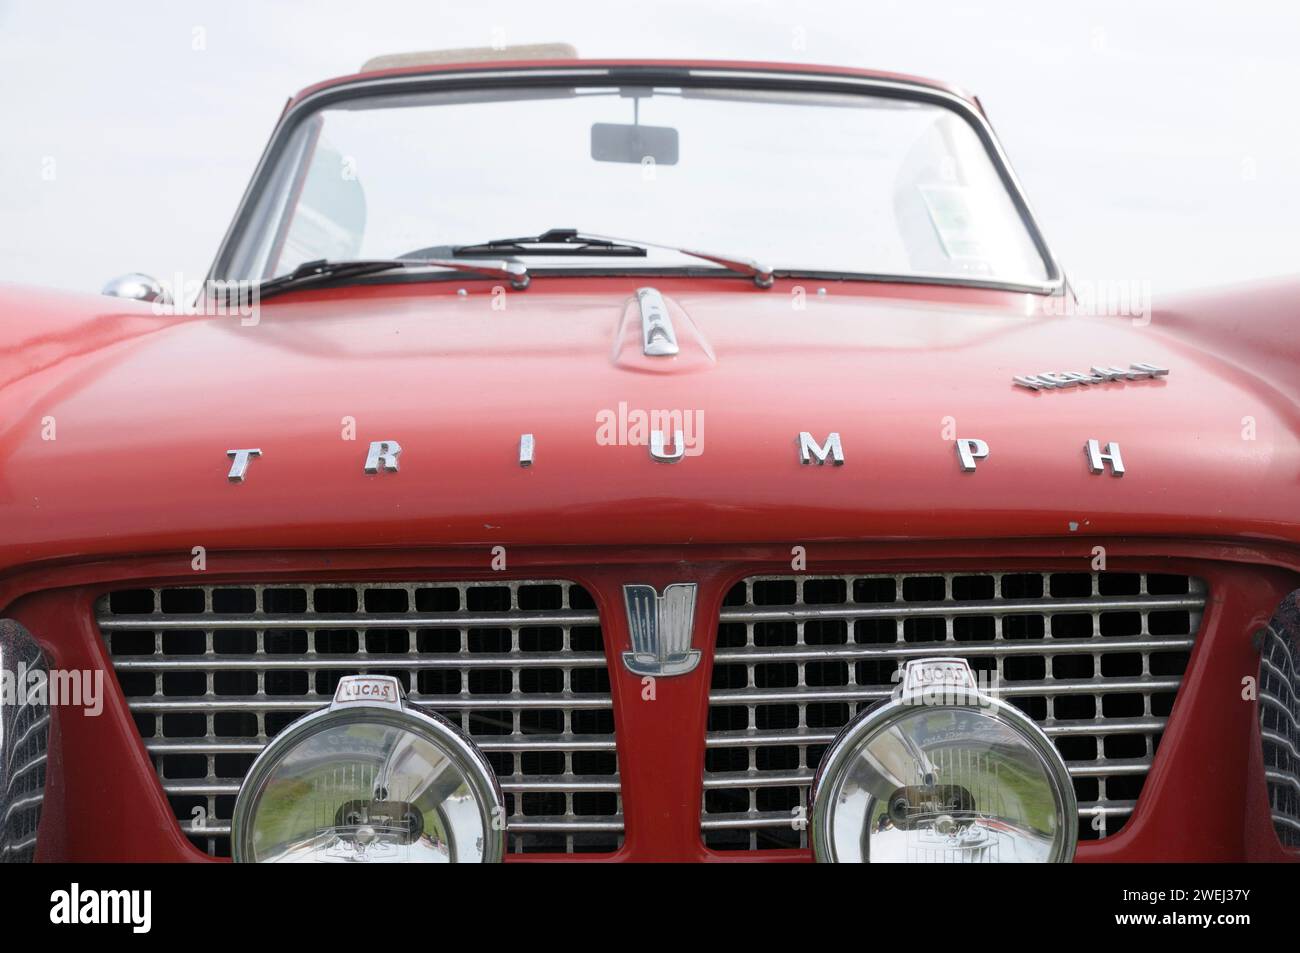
[0,277,1295,570]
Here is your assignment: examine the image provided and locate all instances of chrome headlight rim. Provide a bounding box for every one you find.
[809,688,1078,864]
[0,620,49,864]
[231,691,505,864]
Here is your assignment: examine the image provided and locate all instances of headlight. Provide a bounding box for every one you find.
[231,675,504,863]
[810,657,1076,863]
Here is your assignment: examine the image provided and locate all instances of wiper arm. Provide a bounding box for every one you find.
[665,244,775,288]
[554,229,775,288]
[255,256,530,300]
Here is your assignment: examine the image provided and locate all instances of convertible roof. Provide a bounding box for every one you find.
[360,43,579,72]
[289,56,981,112]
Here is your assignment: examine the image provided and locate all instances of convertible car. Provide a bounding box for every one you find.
[1,50,1296,863]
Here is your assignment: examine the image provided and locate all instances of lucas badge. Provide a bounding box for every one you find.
[622,583,700,676]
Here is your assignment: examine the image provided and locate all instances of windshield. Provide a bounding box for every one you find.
[222,82,1052,288]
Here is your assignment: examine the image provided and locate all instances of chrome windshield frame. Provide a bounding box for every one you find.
[207,64,1066,296]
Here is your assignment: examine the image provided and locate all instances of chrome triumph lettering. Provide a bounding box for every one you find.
[1085,439,1126,476]
[649,429,686,463]
[224,432,1136,478]
[799,431,844,466]
[955,438,990,472]
[225,448,262,482]
[364,440,402,473]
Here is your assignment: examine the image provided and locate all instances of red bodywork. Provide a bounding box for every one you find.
[2,59,1297,862]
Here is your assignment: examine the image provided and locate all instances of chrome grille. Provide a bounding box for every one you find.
[1259,591,1300,849]
[703,571,1205,851]
[97,580,621,857]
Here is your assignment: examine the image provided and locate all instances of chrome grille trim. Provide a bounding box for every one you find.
[97,580,622,857]
[1258,591,1300,849]
[702,570,1205,851]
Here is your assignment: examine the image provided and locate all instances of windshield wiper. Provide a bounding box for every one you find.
[255,256,530,300]
[656,243,775,288]
[428,228,775,288]
[451,229,648,258]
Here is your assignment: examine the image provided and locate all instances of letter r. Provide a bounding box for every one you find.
[364,440,402,473]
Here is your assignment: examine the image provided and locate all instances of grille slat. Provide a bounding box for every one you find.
[98,580,622,858]
[1077,799,1137,816]
[701,812,793,831]
[157,775,625,796]
[114,652,609,670]
[144,733,619,754]
[175,816,630,837]
[124,693,613,712]
[716,634,1193,662]
[704,716,1169,748]
[505,817,626,832]
[702,570,1205,852]
[700,755,1156,791]
[99,609,600,630]
[718,594,1204,622]
[710,677,1185,705]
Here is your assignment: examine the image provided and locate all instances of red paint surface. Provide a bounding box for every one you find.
[2,59,1297,862]
[0,276,1296,571]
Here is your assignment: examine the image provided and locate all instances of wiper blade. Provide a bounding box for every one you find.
[452,228,647,258]
[448,228,775,287]
[256,257,530,300]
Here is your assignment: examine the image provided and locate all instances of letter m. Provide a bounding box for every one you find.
[798,431,844,466]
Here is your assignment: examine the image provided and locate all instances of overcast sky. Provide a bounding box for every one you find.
[1,0,1296,300]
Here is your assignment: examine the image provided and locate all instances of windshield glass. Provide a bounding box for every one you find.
[223,83,1052,287]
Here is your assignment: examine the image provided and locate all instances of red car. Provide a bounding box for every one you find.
[2,51,1296,864]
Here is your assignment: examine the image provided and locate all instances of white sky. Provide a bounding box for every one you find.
[1,0,1297,299]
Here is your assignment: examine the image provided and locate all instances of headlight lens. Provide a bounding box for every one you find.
[232,676,504,863]
[810,658,1076,863]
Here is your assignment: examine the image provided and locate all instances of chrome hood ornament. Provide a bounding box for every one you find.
[637,287,679,356]
[622,582,700,676]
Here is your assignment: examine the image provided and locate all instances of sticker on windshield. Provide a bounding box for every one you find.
[918,184,987,261]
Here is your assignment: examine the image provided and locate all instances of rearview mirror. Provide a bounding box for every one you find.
[590,122,679,165]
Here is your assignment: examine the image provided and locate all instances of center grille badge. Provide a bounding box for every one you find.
[622,583,700,676]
